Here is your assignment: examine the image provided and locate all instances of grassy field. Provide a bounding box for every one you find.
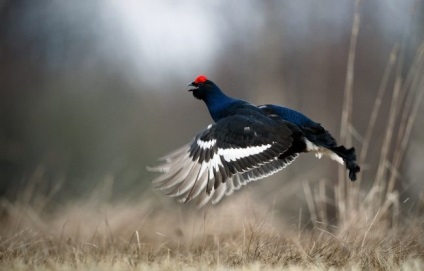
[1,188,424,271]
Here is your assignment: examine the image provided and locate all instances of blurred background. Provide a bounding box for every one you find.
[0,0,423,213]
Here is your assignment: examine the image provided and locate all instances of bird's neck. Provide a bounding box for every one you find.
[204,91,238,122]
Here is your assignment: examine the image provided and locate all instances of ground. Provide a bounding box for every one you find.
[1,192,423,271]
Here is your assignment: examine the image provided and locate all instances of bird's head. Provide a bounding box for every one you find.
[188,75,219,101]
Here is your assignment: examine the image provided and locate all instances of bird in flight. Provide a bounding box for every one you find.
[148,75,360,207]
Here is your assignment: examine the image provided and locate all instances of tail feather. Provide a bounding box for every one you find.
[301,124,360,181]
[330,146,360,181]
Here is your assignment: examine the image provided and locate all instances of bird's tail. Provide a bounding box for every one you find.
[329,145,360,181]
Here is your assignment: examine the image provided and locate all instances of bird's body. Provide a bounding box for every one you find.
[148,75,360,207]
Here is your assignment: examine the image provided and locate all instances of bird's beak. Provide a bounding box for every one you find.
[188,82,197,91]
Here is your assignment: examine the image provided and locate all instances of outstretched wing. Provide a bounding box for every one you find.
[148,114,299,206]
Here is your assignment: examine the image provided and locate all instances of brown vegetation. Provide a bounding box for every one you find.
[0,189,424,270]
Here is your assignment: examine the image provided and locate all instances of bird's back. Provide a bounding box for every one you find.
[258,104,316,127]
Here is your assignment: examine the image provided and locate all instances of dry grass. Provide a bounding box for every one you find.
[0,194,424,271]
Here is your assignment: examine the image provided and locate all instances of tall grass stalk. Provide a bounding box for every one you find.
[338,0,361,227]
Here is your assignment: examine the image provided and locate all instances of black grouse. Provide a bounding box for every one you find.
[148,75,360,207]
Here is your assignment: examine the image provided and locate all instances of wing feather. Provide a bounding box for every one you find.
[148,113,302,207]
